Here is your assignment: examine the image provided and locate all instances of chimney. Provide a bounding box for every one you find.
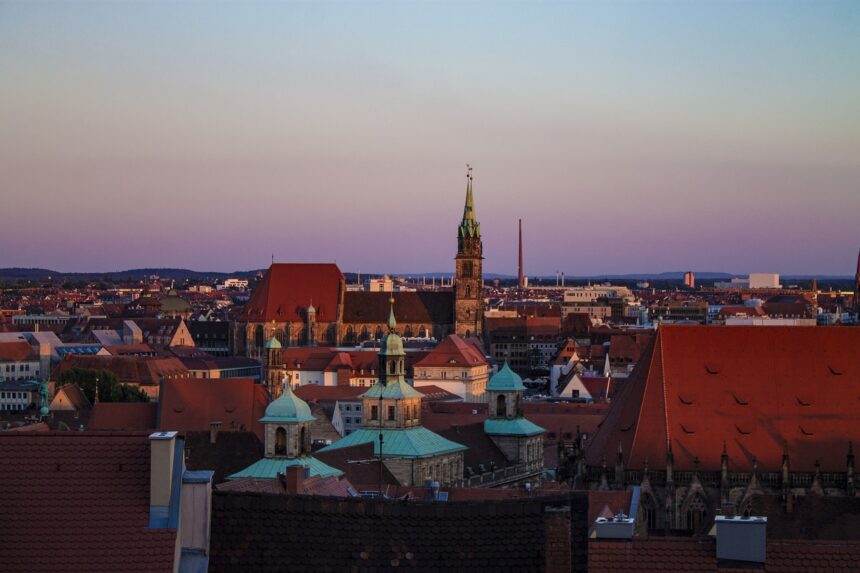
[715,516,767,565]
[518,219,525,289]
[149,431,179,528]
[209,421,221,444]
[284,465,306,494]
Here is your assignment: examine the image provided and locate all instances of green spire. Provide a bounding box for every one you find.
[458,165,481,238]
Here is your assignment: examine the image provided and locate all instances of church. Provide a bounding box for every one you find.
[233,169,485,358]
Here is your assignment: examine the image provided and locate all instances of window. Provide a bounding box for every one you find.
[370,405,379,421]
[387,406,395,421]
[275,427,287,455]
[496,394,507,417]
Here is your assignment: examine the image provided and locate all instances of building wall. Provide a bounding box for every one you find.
[413,364,489,402]
[0,360,40,381]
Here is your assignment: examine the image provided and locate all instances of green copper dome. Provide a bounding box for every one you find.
[260,383,315,423]
[487,363,526,392]
[264,336,282,350]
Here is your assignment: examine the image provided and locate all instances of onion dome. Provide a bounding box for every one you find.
[487,362,526,392]
[259,382,315,423]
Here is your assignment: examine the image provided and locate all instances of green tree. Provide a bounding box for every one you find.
[56,367,149,403]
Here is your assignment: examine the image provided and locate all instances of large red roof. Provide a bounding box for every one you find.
[158,378,268,441]
[0,432,177,573]
[414,334,487,368]
[243,263,344,322]
[0,341,35,362]
[586,325,860,473]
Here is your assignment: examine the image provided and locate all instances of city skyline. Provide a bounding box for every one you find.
[2,1,858,275]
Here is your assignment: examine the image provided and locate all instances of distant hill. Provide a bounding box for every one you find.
[0,267,264,282]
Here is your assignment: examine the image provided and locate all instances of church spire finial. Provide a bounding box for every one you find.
[387,296,397,331]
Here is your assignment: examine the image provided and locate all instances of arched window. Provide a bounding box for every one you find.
[254,325,264,348]
[388,361,395,375]
[463,261,473,278]
[275,427,287,456]
[374,327,383,340]
[345,326,355,344]
[642,496,658,530]
[299,426,307,455]
[360,326,369,341]
[466,285,472,298]
[404,325,413,338]
[496,394,507,417]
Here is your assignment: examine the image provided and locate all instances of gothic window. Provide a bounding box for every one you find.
[404,325,413,337]
[275,427,287,456]
[419,327,427,338]
[642,496,658,530]
[275,329,285,345]
[466,285,472,298]
[345,326,355,344]
[685,495,707,532]
[463,261,473,278]
[374,327,383,340]
[388,361,395,375]
[496,394,507,417]
[360,326,369,341]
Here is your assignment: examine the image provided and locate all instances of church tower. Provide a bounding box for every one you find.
[455,165,484,339]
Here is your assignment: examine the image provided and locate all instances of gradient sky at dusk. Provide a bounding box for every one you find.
[1,1,858,276]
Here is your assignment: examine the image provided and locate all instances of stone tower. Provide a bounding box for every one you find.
[455,165,484,339]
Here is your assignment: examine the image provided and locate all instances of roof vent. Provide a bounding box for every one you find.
[715,515,766,564]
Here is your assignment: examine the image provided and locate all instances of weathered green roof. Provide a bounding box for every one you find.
[264,336,282,350]
[259,384,315,423]
[486,363,526,392]
[226,455,342,480]
[483,418,544,437]
[458,170,481,238]
[318,427,466,458]
[361,380,423,400]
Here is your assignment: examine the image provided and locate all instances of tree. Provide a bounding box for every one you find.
[56,367,150,403]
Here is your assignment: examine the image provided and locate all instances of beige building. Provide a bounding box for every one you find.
[413,334,489,402]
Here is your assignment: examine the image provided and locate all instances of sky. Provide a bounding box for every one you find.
[1,1,858,276]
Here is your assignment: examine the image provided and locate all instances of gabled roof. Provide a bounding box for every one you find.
[242,263,344,322]
[50,383,92,411]
[586,325,860,472]
[0,432,177,573]
[413,334,487,368]
[159,378,268,442]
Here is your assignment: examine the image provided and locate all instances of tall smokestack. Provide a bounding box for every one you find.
[518,219,525,289]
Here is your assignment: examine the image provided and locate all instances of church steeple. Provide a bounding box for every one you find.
[458,165,480,238]
[454,165,484,338]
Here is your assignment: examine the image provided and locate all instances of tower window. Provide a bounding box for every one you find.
[387,406,396,421]
[463,261,473,278]
[370,405,379,421]
[497,394,507,417]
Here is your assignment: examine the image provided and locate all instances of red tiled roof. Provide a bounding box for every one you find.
[294,385,367,402]
[0,432,177,573]
[89,402,158,431]
[586,325,860,473]
[159,378,268,441]
[0,341,35,362]
[588,537,860,573]
[343,291,454,324]
[414,334,487,368]
[51,355,188,387]
[243,263,344,322]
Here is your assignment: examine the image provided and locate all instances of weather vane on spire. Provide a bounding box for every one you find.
[466,163,472,180]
